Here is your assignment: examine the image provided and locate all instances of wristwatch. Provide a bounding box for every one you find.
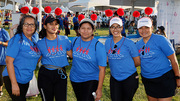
[175,76,180,79]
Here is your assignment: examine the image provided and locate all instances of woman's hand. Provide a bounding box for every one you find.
[95,89,102,101]
[10,24,18,30]
[12,82,20,96]
[176,79,180,88]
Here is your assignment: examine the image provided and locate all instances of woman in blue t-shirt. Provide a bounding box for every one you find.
[136,17,180,100]
[0,28,10,97]
[3,15,40,101]
[105,17,140,101]
[70,18,107,101]
[37,15,72,101]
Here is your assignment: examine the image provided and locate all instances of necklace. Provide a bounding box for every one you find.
[25,36,40,55]
[110,37,125,54]
[79,36,93,53]
[45,35,58,55]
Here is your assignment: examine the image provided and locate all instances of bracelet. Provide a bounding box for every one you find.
[1,42,4,45]
[175,76,180,79]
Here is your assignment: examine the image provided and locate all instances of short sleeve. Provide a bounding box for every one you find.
[2,29,10,42]
[158,36,174,56]
[64,36,71,51]
[128,40,139,57]
[6,35,21,58]
[96,42,107,67]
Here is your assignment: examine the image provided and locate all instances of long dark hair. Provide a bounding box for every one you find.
[39,27,47,38]
[39,19,58,39]
[15,15,38,39]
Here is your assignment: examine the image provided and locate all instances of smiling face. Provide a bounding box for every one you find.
[44,20,59,35]
[22,17,36,37]
[110,23,123,37]
[79,23,94,41]
[138,26,153,39]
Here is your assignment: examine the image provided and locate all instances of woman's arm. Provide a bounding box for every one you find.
[167,53,180,87]
[10,24,18,38]
[67,50,73,58]
[6,56,20,96]
[0,41,9,47]
[133,56,141,67]
[95,66,106,101]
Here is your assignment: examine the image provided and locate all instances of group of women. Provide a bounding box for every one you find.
[1,14,180,101]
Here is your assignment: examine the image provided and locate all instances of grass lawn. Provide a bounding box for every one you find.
[1,28,180,101]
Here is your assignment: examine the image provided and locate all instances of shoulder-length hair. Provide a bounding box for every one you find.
[15,15,38,39]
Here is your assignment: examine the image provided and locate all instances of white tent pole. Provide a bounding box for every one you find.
[38,0,42,31]
[13,0,15,13]
[2,0,8,24]
[29,0,32,5]
[130,0,135,21]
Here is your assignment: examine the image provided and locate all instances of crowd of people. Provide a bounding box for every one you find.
[0,9,179,101]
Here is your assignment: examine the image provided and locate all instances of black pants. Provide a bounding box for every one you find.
[110,72,139,101]
[0,65,5,86]
[71,80,98,101]
[3,76,29,101]
[65,28,70,36]
[38,66,67,101]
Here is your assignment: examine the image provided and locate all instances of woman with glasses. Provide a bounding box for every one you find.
[70,18,107,101]
[3,15,40,101]
[37,15,72,101]
[136,17,180,101]
[105,17,140,101]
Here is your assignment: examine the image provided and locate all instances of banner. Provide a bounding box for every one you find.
[157,0,180,44]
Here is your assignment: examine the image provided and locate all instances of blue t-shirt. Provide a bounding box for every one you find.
[37,35,71,70]
[0,28,10,65]
[73,17,79,26]
[63,16,69,29]
[3,33,40,84]
[105,37,139,81]
[59,17,64,26]
[70,37,107,82]
[136,34,174,79]
[32,32,39,41]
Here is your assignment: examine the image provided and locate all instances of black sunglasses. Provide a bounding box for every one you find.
[114,44,117,48]
[112,44,117,54]
[142,45,145,55]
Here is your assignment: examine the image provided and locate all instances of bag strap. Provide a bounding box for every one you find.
[73,37,78,47]
[42,64,65,73]
[95,41,99,51]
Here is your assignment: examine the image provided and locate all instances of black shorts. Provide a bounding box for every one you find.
[65,28,70,35]
[141,69,176,98]
[73,26,79,30]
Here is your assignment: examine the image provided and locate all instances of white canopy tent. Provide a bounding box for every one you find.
[109,0,155,20]
[0,0,25,23]
[82,7,95,11]
[0,4,18,10]
[68,0,110,10]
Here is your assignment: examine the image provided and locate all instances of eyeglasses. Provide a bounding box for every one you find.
[23,23,35,28]
[142,45,145,55]
[112,44,117,54]
[110,26,121,30]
